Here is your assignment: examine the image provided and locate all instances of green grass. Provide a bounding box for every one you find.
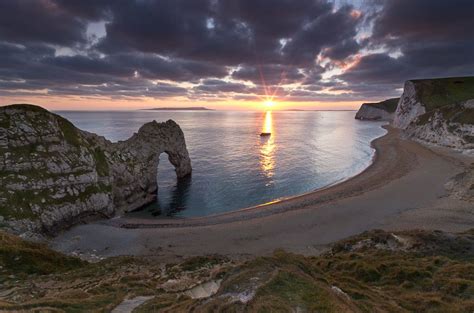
[412,76,474,111]
[92,147,110,177]
[3,103,50,113]
[0,231,85,276]
[453,107,474,124]
[57,117,82,147]
[1,219,474,312]
[179,255,226,272]
[365,97,400,113]
[253,270,336,312]
[416,104,474,126]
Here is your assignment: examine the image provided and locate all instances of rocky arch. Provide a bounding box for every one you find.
[110,120,192,213]
[0,104,192,234]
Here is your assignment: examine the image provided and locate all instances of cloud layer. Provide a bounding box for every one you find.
[0,0,473,106]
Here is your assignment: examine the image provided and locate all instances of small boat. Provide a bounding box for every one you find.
[260,132,271,137]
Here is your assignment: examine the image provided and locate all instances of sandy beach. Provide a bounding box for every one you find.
[51,127,474,262]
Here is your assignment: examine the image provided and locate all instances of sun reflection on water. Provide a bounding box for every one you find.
[260,111,275,180]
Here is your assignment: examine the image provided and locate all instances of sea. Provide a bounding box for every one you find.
[55,110,387,218]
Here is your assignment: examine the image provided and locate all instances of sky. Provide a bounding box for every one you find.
[0,0,473,111]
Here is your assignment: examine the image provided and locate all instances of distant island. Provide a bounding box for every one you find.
[142,107,214,111]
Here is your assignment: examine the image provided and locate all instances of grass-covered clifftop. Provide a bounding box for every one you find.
[362,97,399,113]
[395,77,474,148]
[411,76,474,111]
[1,229,473,312]
[355,98,399,121]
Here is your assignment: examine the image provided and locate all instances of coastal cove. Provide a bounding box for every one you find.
[56,110,386,218]
[3,2,474,310]
[51,127,474,262]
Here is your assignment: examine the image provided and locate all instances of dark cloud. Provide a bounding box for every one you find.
[0,0,472,103]
[340,54,407,85]
[194,79,254,94]
[321,39,360,61]
[371,0,474,44]
[53,0,112,20]
[44,54,227,82]
[97,0,363,67]
[232,64,305,86]
[0,1,87,46]
[47,81,188,99]
[282,5,362,65]
[337,0,474,97]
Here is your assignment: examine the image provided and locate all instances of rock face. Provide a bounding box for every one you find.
[403,100,474,149]
[392,81,426,128]
[392,77,474,150]
[0,104,191,235]
[355,98,399,121]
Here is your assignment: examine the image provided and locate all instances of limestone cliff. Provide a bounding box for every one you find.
[355,98,399,121]
[392,81,426,129]
[0,104,191,235]
[403,100,474,150]
[393,77,474,150]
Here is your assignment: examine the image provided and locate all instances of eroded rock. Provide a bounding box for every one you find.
[0,104,191,235]
[392,78,474,150]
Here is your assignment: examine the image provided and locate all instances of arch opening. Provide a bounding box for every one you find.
[153,152,192,216]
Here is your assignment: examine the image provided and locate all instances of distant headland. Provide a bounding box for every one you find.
[142,107,214,111]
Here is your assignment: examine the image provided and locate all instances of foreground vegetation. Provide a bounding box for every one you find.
[1,229,473,312]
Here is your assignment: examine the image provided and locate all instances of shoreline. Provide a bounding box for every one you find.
[51,127,473,262]
[107,125,391,228]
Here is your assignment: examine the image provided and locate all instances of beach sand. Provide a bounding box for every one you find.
[50,127,474,262]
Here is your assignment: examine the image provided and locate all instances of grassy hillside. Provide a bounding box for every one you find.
[0,231,85,276]
[363,97,400,113]
[412,76,474,111]
[1,229,474,312]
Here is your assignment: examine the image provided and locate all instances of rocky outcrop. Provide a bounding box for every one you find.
[403,100,474,150]
[355,98,399,121]
[392,77,474,150]
[392,81,426,128]
[0,104,191,235]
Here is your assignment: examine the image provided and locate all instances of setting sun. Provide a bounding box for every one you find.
[264,100,275,108]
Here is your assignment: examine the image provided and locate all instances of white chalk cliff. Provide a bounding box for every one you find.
[355,98,399,121]
[392,78,474,151]
[392,81,427,129]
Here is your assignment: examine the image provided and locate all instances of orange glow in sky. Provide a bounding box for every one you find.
[0,94,363,111]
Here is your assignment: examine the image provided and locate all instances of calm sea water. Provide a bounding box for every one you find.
[55,110,386,218]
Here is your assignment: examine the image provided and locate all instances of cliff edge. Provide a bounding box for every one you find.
[355,98,399,121]
[0,104,191,235]
[393,77,474,150]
